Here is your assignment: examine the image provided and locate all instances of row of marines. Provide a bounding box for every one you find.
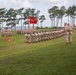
[2,31,12,37]
[25,29,64,43]
[17,30,36,34]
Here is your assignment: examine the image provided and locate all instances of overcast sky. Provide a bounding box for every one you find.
[0,0,76,27]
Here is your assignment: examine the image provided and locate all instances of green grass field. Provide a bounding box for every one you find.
[0,30,76,75]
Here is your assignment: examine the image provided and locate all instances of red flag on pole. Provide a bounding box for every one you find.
[6,37,11,43]
[29,16,38,24]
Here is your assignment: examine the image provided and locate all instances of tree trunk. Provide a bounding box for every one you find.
[28,24,30,29]
[21,15,22,30]
[14,19,16,31]
[33,24,34,30]
[2,22,3,32]
[56,18,58,27]
[14,25,16,31]
[37,20,39,27]
[54,18,55,27]
[68,16,70,24]
[61,18,62,27]
[51,20,53,27]
[52,19,54,27]
[70,17,72,26]
[25,25,26,29]
[51,19,53,27]
[0,23,1,32]
[2,16,4,32]
[72,17,75,26]
[41,22,42,28]
[56,18,59,27]
[74,18,75,25]
[11,25,12,31]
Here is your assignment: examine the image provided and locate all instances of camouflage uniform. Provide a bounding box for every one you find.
[31,33,35,43]
[26,33,31,43]
[38,32,41,42]
[64,24,73,44]
[35,32,38,42]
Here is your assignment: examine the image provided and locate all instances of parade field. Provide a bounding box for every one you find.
[0,30,76,75]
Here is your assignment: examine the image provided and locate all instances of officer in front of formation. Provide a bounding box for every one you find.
[64,23,73,44]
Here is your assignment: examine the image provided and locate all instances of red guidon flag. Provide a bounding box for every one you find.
[6,37,11,43]
[29,16,38,24]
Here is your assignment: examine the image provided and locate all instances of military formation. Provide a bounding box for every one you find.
[0,28,12,37]
[17,30,27,34]
[25,29,64,43]
[2,31,12,36]
[17,29,36,34]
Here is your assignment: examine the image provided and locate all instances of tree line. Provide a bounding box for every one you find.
[0,5,76,31]
[48,5,76,28]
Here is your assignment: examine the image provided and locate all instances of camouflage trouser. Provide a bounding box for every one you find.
[31,36,35,43]
[26,37,28,43]
[27,37,31,43]
[29,37,32,43]
[65,34,72,43]
[36,37,38,42]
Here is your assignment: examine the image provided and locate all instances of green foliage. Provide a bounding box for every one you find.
[39,15,46,28]
[6,8,18,29]
[0,8,6,28]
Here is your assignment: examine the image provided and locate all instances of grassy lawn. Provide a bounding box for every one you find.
[0,30,76,75]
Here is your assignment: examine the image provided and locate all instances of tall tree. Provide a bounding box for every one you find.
[52,6,58,27]
[6,8,18,31]
[66,5,76,26]
[48,8,54,27]
[0,8,6,31]
[48,6,58,27]
[56,11,61,27]
[39,15,46,28]
[66,6,72,24]
[23,8,31,29]
[71,5,76,25]
[58,6,66,27]
[23,21,29,29]
[17,8,24,30]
